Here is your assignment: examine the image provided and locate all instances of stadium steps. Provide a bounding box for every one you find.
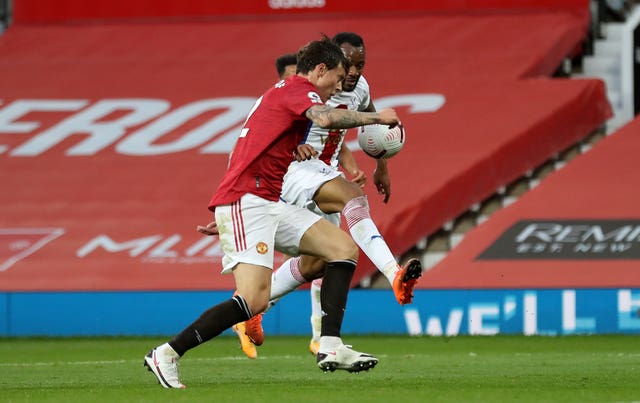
[365,126,608,289]
[573,7,637,134]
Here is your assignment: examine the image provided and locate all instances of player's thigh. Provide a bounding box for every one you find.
[298,218,358,262]
[274,202,322,257]
[281,159,342,209]
[215,194,277,274]
[314,175,364,213]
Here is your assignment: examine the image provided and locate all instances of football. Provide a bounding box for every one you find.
[357,123,405,159]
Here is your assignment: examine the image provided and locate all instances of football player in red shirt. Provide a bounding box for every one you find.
[230,34,421,360]
[144,36,400,388]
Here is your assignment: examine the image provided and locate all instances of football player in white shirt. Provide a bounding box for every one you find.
[203,33,422,359]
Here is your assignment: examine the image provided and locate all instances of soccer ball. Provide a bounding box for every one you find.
[357,123,405,159]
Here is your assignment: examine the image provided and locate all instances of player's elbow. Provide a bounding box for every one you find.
[314,115,333,129]
[307,106,336,129]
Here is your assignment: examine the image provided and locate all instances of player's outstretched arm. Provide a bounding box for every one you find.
[338,143,366,188]
[306,105,398,129]
[373,159,391,203]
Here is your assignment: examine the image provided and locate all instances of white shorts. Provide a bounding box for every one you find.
[214,193,322,273]
[281,159,342,226]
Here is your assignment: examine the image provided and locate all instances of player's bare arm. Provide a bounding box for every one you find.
[338,143,366,188]
[364,99,392,202]
[374,159,391,203]
[306,105,398,129]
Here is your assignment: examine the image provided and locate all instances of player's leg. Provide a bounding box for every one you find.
[228,261,272,355]
[170,263,270,356]
[274,161,349,351]
[309,278,322,355]
[145,262,270,387]
[296,218,378,372]
[314,176,422,304]
[269,254,326,300]
[267,209,339,305]
[314,176,396,277]
[258,159,335,319]
[144,195,274,387]
[232,200,331,358]
[238,255,324,359]
[233,255,308,355]
[276,206,359,345]
[235,254,323,358]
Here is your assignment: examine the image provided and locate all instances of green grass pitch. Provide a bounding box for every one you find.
[1,335,638,402]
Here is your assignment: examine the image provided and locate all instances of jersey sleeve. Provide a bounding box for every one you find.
[284,78,324,116]
[357,75,371,111]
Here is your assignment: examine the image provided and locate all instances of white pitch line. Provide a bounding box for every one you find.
[0,360,129,367]
[0,355,314,367]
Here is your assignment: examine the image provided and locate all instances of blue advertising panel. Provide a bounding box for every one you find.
[1,288,639,336]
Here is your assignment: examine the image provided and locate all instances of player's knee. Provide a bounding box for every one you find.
[247,299,269,316]
[331,235,358,261]
[252,301,269,315]
[237,291,270,315]
[341,182,365,202]
[343,195,370,219]
[300,256,326,280]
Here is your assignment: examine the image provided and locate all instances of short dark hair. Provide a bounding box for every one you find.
[332,32,365,49]
[275,53,297,78]
[296,36,349,75]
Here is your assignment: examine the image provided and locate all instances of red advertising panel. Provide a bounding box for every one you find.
[12,0,589,24]
[422,117,640,289]
[0,11,610,291]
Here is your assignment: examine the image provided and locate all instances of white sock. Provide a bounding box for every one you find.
[319,336,342,352]
[310,279,322,342]
[343,196,397,284]
[270,257,306,301]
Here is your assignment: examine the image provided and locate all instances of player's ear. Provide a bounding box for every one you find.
[315,63,327,77]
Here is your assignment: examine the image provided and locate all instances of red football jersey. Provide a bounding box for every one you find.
[209,75,323,209]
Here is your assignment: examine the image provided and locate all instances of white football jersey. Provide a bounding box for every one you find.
[303,76,371,168]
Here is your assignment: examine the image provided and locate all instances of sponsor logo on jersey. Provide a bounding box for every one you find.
[307,91,322,104]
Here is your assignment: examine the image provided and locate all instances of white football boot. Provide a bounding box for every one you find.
[317,344,378,373]
[143,344,186,389]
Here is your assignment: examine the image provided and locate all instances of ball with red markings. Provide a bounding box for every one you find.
[357,123,405,159]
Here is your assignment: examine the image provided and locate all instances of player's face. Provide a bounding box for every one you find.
[341,43,365,92]
[316,63,346,102]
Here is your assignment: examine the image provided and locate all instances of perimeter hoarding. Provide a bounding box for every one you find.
[2,288,638,336]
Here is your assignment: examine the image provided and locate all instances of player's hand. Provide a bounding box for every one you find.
[377,108,399,127]
[294,144,318,161]
[350,168,366,189]
[373,162,391,203]
[197,220,219,236]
